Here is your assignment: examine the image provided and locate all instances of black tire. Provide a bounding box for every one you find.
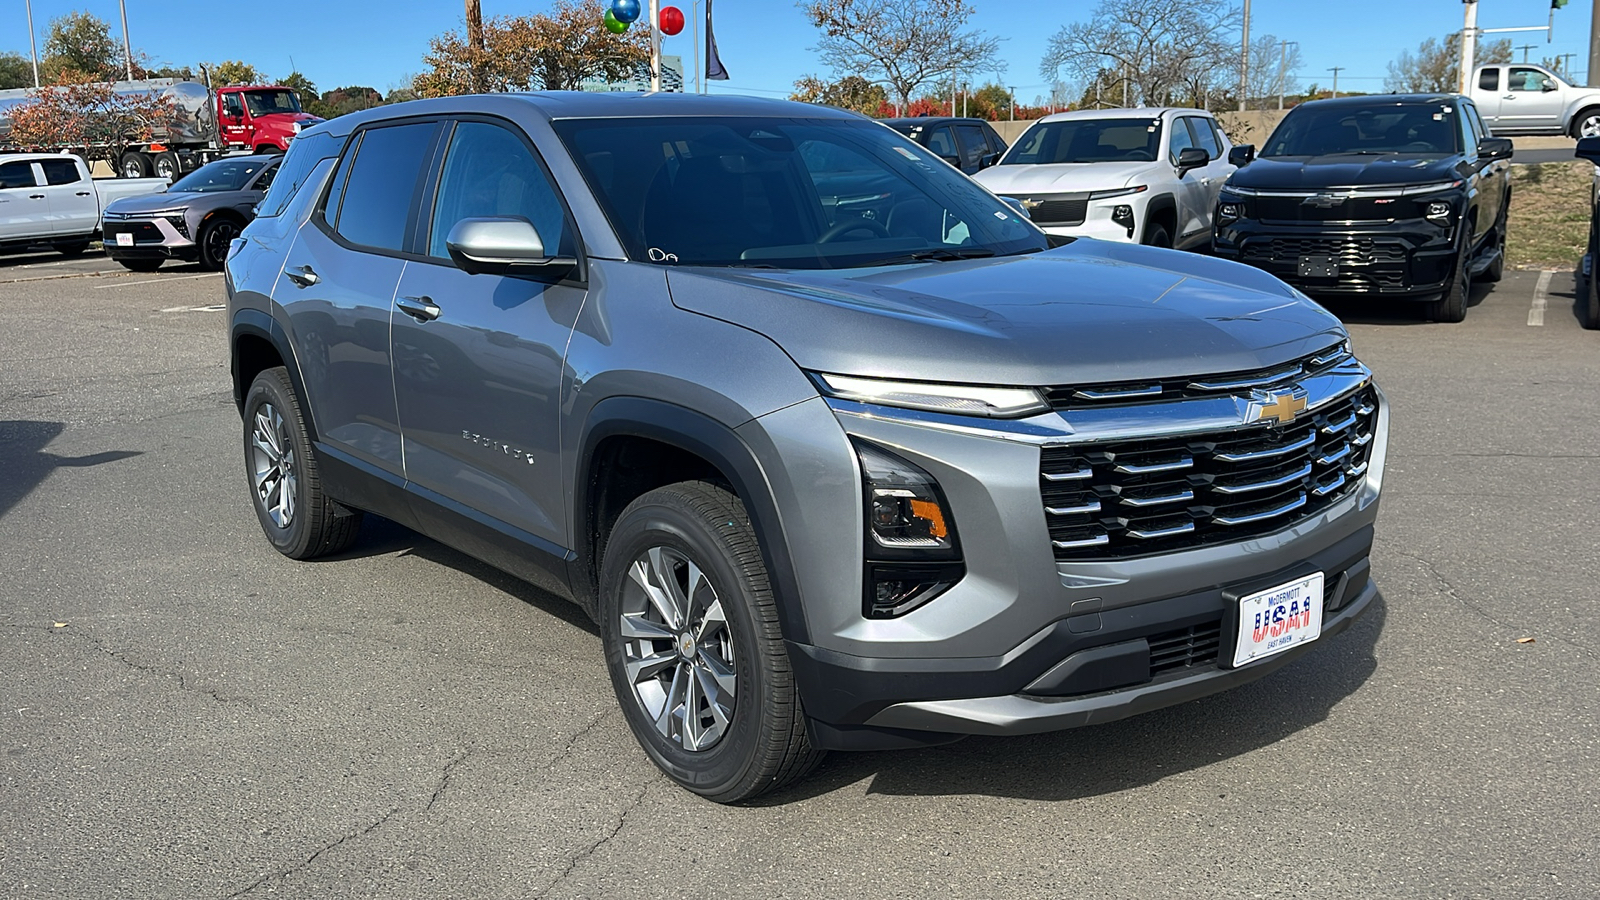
[198,216,241,271]
[1481,212,1506,284]
[1583,262,1600,329]
[115,258,163,272]
[53,241,90,257]
[1429,238,1471,323]
[242,367,363,559]
[598,481,822,803]
[1571,107,1600,140]
[153,152,180,182]
[1141,222,1173,249]
[119,151,152,179]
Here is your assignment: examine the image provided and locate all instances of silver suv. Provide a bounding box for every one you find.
[226,93,1388,802]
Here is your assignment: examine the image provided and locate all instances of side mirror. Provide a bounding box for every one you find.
[1228,144,1256,167]
[445,216,575,277]
[978,151,1001,170]
[1176,146,1209,175]
[937,153,962,168]
[1000,196,1031,219]
[1543,80,1560,92]
[1576,135,1600,164]
[1478,137,1515,161]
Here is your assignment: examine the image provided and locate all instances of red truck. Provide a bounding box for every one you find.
[0,80,323,181]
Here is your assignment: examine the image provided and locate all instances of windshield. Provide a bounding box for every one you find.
[1263,103,1461,156]
[170,157,274,193]
[1001,118,1162,165]
[552,116,1046,269]
[242,89,301,117]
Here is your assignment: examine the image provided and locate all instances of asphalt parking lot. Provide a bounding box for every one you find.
[1,251,1597,899]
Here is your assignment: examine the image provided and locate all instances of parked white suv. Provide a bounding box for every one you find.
[974,108,1235,250]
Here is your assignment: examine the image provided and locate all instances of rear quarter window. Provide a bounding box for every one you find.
[257,132,336,219]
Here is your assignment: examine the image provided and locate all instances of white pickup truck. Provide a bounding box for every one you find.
[0,152,168,257]
[1470,63,1600,138]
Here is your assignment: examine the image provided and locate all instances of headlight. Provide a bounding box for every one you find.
[1089,185,1149,200]
[853,440,964,618]
[1426,200,1452,220]
[814,372,1049,418]
[1218,202,1243,222]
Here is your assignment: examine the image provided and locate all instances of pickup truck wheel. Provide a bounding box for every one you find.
[1572,108,1600,140]
[198,218,240,270]
[1429,243,1471,323]
[243,367,363,559]
[119,151,152,179]
[1141,223,1172,248]
[53,241,89,257]
[116,258,163,272]
[599,481,823,803]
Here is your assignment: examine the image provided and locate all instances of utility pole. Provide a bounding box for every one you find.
[1328,66,1344,98]
[1277,41,1298,110]
[1240,0,1251,111]
[1557,51,1579,78]
[1009,85,1016,121]
[649,0,662,92]
[1517,43,1538,62]
[118,0,134,81]
[25,0,40,88]
[1461,0,1479,95]
[1590,0,1600,86]
[465,0,485,93]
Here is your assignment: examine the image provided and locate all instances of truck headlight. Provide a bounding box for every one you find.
[1218,202,1243,223]
[854,440,964,618]
[814,372,1049,419]
[1426,200,1452,220]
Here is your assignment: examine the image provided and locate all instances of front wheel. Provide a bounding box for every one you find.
[1572,107,1600,140]
[598,481,822,803]
[243,367,363,559]
[1141,222,1172,249]
[1428,241,1471,323]
[198,217,240,271]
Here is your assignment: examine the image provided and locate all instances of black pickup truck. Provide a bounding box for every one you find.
[1214,94,1514,323]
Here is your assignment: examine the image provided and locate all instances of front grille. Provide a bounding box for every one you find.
[1253,194,1425,224]
[1148,620,1222,674]
[1243,237,1407,266]
[1043,344,1350,412]
[1021,194,1089,226]
[1041,385,1379,560]
[101,221,163,244]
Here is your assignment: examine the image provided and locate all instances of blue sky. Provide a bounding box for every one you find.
[2,1,1594,98]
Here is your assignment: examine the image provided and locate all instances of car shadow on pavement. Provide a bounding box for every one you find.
[0,421,143,520]
[760,594,1386,805]
[1316,286,1488,325]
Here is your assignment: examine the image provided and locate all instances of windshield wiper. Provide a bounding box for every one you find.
[856,247,997,267]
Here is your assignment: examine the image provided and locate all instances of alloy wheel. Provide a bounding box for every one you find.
[1583,115,1600,139]
[206,221,239,267]
[250,401,296,528]
[618,546,737,752]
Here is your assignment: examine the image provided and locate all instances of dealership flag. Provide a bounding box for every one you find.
[706,0,729,80]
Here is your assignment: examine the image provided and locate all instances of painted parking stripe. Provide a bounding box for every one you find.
[1527,271,1553,326]
[94,273,221,290]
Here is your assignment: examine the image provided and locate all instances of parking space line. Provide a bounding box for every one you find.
[94,273,221,290]
[1527,271,1553,326]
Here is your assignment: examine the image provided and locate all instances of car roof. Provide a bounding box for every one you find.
[0,152,81,162]
[1293,93,1465,110]
[1031,107,1193,125]
[880,117,997,128]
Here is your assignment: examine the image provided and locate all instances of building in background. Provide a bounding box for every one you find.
[581,56,684,93]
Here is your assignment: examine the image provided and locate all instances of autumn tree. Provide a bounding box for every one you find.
[205,61,267,87]
[790,74,888,115]
[42,12,125,81]
[800,0,1002,115]
[1041,0,1239,108]
[1385,34,1511,94]
[414,0,651,97]
[5,71,178,163]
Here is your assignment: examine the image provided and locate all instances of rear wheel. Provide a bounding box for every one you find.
[1583,257,1600,329]
[115,258,163,272]
[243,367,363,559]
[153,152,180,182]
[198,217,240,271]
[119,151,152,179]
[599,481,823,803]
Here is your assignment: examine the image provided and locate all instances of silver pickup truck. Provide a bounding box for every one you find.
[1470,63,1600,138]
[0,152,169,257]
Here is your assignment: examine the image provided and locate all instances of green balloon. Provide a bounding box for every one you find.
[603,9,629,32]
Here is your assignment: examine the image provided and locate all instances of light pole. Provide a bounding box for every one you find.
[1008,85,1016,121]
[1277,40,1299,111]
[1240,0,1251,111]
[26,0,40,88]
[118,0,134,80]
[1461,0,1479,95]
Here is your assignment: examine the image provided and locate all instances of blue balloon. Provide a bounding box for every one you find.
[611,0,641,24]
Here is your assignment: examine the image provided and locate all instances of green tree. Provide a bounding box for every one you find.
[42,12,123,81]
[414,0,649,97]
[205,60,266,87]
[279,71,324,115]
[790,74,888,116]
[0,51,34,89]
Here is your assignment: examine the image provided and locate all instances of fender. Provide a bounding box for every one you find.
[1144,192,1178,229]
[574,396,811,645]
[230,308,314,435]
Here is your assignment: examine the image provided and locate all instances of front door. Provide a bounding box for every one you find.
[272,120,442,480]
[1497,66,1565,132]
[37,158,98,237]
[220,92,252,148]
[1168,117,1211,248]
[390,119,586,552]
[0,160,46,241]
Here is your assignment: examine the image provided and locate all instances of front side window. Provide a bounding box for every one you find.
[1002,118,1163,165]
[554,116,1045,269]
[243,89,302,117]
[39,159,82,185]
[1509,67,1556,92]
[0,161,36,189]
[222,94,244,119]
[1187,118,1223,158]
[428,121,572,259]
[170,157,272,193]
[1263,103,1461,156]
[332,121,437,252]
[1168,117,1197,163]
[922,126,957,159]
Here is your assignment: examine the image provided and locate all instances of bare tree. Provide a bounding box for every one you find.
[799,0,1003,114]
[1041,0,1240,108]
[1385,33,1511,94]
[1241,34,1303,110]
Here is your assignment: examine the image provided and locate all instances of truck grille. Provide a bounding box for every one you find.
[101,221,163,245]
[1019,194,1089,226]
[1041,385,1379,560]
[1044,344,1350,412]
[1243,237,1408,266]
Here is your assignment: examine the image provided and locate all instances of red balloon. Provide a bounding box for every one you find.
[659,5,684,35]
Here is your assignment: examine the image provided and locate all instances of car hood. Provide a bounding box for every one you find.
[105,190,248,214]
[666,241,1346,388]
[974,161,1160,195]
[1228,154,1465,190]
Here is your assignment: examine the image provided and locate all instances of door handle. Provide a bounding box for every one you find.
[395,295,441,322]
[75,191,91,197]
[29,194,44,199]
[284,264,320,287]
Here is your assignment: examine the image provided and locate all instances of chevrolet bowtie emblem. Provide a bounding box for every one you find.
[1252,389,1308,425]
[1020,198,1045,209]
[1303,193,1345,208]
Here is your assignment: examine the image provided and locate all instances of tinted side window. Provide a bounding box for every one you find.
[334,122,437,252]
[1168,118,1196,162]
[923,126,957,159]
[1187,118,1222,158]
[0,161,37,189]
[983,124,1008,154]
[1468,104,1493,140]
[40,159,82,185]
[955,123,988,166]
[428,121,573,259]
[1479,68,1499,92]
[252,160,278,191]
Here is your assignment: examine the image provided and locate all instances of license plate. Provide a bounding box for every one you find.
[1233,572,1324,667]
[1298,255,1337,278]
[115,232,133,247]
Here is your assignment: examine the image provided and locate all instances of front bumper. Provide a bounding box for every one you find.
[101,216,198,261]
[1214,218,1456,299]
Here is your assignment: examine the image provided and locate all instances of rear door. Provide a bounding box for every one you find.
[954,122,992,173]
[389,118,586,555]
[1476,67,1506,127]
[272,119,443,482]
[0,160,47,241]
[37,158,98,236]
